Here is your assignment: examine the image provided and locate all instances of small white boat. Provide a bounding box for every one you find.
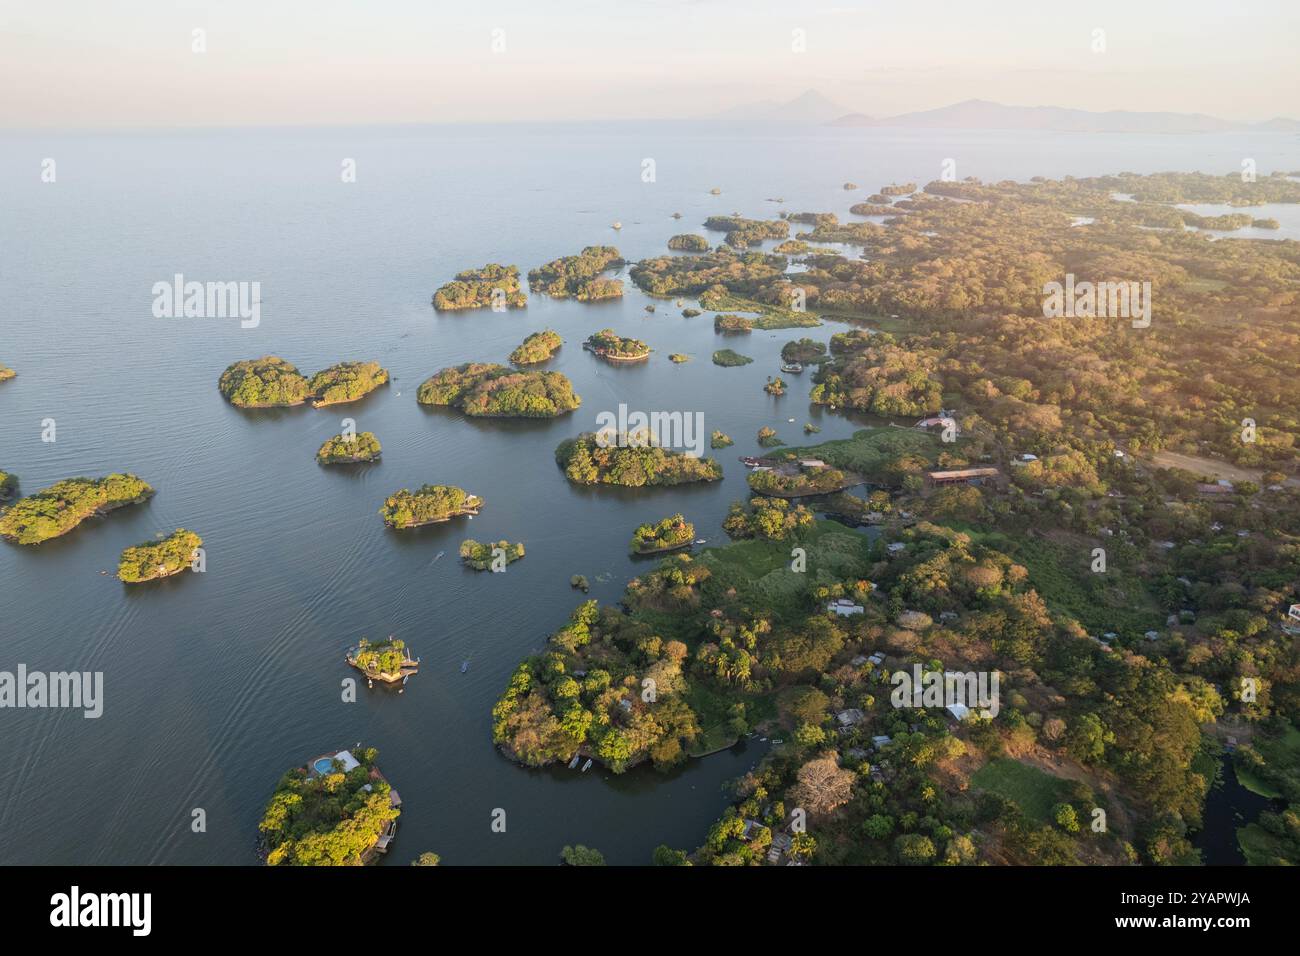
[581,758,593,772]
[612,221,622,230]
[568,754,581,769]
[694,539,706,545]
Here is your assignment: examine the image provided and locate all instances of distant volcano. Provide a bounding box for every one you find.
[826,98,1299,134]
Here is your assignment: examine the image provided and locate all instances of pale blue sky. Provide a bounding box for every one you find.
[2,0,1295,127]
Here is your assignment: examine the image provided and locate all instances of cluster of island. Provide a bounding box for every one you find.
[218,357,390,409]
[7,166,1300,866]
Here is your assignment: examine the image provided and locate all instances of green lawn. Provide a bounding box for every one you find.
[1237,822,1288,866]
[971,758,1074,826]
[1235,765,1283,799]
[1237,721,1300,799]
[683,684,776,757]
[770,428,939,480]
[699,288,822,330]
[696,519,874,619]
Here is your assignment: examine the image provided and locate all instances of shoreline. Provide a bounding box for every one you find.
[631,540,694,556]
[228,398,307,409]
[310,380,390,408]
[319,452,382,464]
[2,491,155,545]
[384,508,480,529]
[121,563,190,584]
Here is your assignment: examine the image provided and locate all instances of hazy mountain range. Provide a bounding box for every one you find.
[713,90,1299,133]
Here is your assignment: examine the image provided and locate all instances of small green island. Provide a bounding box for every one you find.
[0,365,14,383]
[347,637,419,683]
[668,353,690,363]
[307,361,389,407]
[417,363,580,417]
[218,356,309,408]
[710,430,733,449]
[317,431,382,464]
[667,234,710,252]
[712,349,753,367]
[782,338,829,365]
[630,514,696,555]
[460,538,526,570]
[583,329,652,362]
[556,433,723,487]
[528,246,624,300]
[117,529,203,583]
[0,470,16,501]
[682,308,702,318]
[849,202,897,216]
[714,314,754,334]
[764,376,787,395]
[509,329,563,365]
[748,462,859,497]
[0,474,154,545]
[432,263,527,311]
[703,215,789,248]
[757,426,783,447]
[380,484,482,529]
[258,746,401,866]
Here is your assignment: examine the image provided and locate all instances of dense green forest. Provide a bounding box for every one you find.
[258,747,398,866]
[316,431,382,464]
[556,433,723,487]
[417,362,580,417]
[631,514,696,554]
[668,234,710,252]
[218,356,309,407]
[528,246,624,299]
[432,263,527,311]
[0,474,154,544]
[583,328,651,360]
[307,361,389,406]
[509,329,563,365]
[380,485,482,528]
[460,539,526,570]
[117,529,203,583]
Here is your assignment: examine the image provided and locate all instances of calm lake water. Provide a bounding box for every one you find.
[1,123,1297,864]
[1192,758,1280,865]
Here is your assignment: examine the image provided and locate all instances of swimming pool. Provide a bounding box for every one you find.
[313,757,335,775]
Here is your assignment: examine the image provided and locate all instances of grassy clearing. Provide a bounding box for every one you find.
[971,758,1074,826]
[770,427,938,478]
[699,288,822,330]
[697,520,874,620]
[712,349,753,367]
[1238,822,1287,865]
[683,684,776,757]
[1238,721,1300,799]
[968,530,1163,637]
